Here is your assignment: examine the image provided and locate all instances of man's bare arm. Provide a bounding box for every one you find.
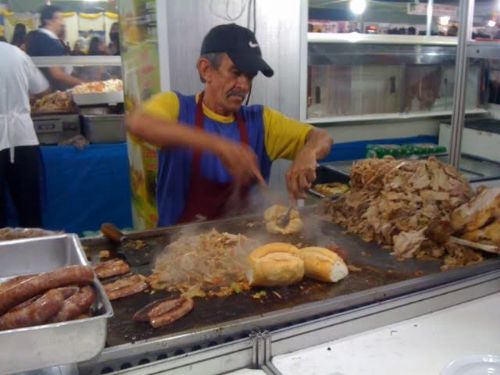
[48,67,83,88]
[126,111,265,186]
[286,128,333,199]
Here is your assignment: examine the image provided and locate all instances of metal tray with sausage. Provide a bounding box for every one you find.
[0,234,113,374]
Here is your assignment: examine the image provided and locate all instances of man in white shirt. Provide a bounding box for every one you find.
[0,41,49,227]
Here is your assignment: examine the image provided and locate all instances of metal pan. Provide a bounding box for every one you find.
[0,234,113,374]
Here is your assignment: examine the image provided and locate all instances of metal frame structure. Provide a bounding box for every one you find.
[449,0,475,168]
[31,56,122,67]
[78,269,500,374]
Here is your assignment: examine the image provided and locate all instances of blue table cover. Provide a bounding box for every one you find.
[40,143,132,234]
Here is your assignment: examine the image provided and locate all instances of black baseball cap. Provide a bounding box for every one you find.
[200,23,274,77]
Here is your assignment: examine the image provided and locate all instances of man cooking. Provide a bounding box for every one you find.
[126,23,333,227]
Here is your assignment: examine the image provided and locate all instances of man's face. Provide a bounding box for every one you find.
[49,11,65,35]
[203,54,256,115]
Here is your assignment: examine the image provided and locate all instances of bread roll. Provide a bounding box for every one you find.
[450,188,500,232]
[246,243,304,287]
[263,205,303,235]
[299,247,349,283]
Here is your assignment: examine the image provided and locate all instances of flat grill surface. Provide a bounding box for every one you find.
[81,211,498,348]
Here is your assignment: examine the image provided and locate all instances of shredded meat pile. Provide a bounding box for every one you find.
[32,91,73,113]
[324,156,484,269]
[149,229,256,298]
[0,228,61,241]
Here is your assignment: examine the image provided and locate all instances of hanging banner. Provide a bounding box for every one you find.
[78,12,104,32]
[119,0,161,229]
[4,12,39,43]
[407,3,457,18]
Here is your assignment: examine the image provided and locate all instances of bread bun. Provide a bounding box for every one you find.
[299,247,348,283]
[247,243,304,287]
[263,205,303,235]
[451,188,500,232]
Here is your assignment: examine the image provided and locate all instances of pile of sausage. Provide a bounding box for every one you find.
[94,259,148,301]
[0,265,96,331]
[94,259,194,328]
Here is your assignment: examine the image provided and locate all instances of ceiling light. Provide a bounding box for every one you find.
[349,0,367,16]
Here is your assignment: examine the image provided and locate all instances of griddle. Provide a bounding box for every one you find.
[81,208,500,358]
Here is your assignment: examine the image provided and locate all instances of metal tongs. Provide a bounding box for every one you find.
[277,199,303,227]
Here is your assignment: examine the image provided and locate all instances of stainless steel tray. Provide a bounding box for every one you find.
[72,91,124,106]
[0,234,113,374]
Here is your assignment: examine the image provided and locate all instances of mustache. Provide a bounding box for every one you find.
[226,90,246,100]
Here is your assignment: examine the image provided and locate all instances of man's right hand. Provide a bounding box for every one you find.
[215,139,266,187]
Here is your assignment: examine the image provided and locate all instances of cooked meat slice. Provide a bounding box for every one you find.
[103,274,147,301]
[94,259,130,279]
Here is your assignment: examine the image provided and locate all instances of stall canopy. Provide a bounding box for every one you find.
[0,0,117,13]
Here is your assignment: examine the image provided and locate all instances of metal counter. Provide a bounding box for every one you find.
[77,210,500,374]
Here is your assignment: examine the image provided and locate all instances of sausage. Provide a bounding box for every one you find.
[9,286,78,314]
[103,274,144,293]
[51,286,96,322]
[149,297,194,328]
[94,259,130,279]
[149,297,185,318]
[0,266,94,315]
[0,289,64,330]
[0,275,35,293]
[133,299,165,322]
[105,279,148,301]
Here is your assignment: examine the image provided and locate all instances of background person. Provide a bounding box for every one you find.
[0,40,50,227]
[11,23,27,50]
[26,5,82,90]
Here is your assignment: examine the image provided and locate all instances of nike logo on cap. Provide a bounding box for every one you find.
[249,41,259,48]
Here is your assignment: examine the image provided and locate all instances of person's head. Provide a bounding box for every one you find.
[40,5,64,35]
[73,40,83,55]
[58,23,66,40]
[110,22,119,43]
[197,23,273,115]
[447,25,458,36]
[88,36,108,55]
[11,23,27,47]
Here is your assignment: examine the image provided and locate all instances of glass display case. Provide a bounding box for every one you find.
[306,33,488,123]
[30,56,124,145]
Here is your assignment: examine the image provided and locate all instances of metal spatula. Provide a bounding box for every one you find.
[100,223,158,267]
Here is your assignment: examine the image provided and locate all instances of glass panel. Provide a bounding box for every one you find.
[307,42,486,120]
[451,57,500,182]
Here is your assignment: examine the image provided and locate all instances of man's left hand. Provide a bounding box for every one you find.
[286,147,317,199]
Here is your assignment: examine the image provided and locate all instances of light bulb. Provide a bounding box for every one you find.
[350,0,367,16]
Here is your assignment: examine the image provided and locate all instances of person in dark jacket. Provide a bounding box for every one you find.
[25,5,82,90]
[11,23,27,50]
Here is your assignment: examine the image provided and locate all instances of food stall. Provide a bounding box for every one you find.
[0,0,499,374]
[21,55,133,234]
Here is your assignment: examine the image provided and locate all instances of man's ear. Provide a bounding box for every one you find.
[197,58,212,83]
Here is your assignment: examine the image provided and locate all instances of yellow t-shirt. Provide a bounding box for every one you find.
[141,91,312,160]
